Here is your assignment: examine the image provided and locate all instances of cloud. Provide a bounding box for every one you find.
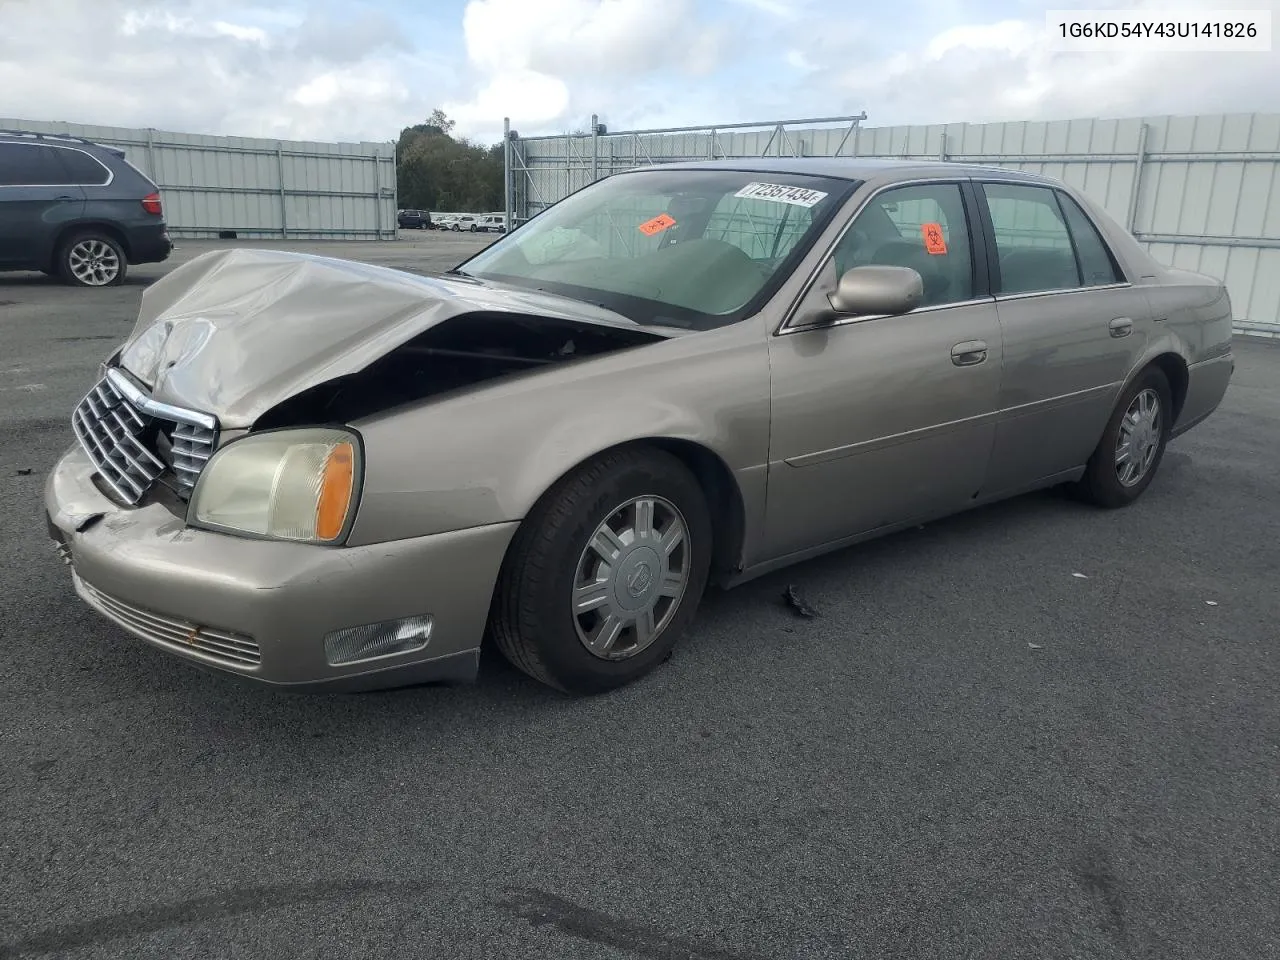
[443,0,731,138]
[815,0,1280,126]
[0,0,1276,149]
[0,0,450,143]
[723,0,804,18]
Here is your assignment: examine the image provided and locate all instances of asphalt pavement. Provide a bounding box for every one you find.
[2,235,1278,960]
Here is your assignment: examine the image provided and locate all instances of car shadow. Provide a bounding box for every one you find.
[83,484,1098,725]
[0,270,156,288]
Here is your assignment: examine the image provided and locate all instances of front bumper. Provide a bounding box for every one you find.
[44,444,518,691]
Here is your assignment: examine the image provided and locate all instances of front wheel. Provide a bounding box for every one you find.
[490,448,713,695]
[1074,366,1173,508]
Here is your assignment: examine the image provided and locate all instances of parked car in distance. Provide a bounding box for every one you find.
[476,214,507,233]
[0,129,172,287]
[45,158,1233,697]
[450,214,479,232]
[433,215,457,231]
[397,208,431,230]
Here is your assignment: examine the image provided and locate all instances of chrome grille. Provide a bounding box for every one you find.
[71,368,218,505]
[170,421,216,493]
[75,574,262,668]
[72,375,165,504]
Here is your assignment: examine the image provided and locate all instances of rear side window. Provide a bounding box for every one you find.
[0,143,62,186]
[55,148,111,185]
[1056,191,1122,286]
[982,183,1081,295]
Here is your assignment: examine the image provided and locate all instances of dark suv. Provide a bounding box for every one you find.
[0,129,172,287]
[397,208,431,230]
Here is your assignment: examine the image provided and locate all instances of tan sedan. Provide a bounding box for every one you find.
[45,158,1234,695]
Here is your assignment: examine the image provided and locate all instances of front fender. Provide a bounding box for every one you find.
[345,318,771,546]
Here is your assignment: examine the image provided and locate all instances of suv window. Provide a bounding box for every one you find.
[1056,191,1123,286]
[0,143,62,186]
[982,183,1083,295]
[829,182,975,308]
[53,147,110,185]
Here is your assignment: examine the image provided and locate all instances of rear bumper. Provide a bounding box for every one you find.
[44,443,517,691]
[127,224,173,264]
[1172,352,1234,439]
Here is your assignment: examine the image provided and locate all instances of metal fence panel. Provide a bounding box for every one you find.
[511,111,1280,335]
[0,117,397,240]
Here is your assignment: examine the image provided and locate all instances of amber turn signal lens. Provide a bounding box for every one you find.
[315,441,355,541]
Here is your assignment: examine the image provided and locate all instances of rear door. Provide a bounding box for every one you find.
[0,142,86,266]
[977,180,1153,494]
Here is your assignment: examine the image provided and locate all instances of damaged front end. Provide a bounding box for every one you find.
[73,247,672,510]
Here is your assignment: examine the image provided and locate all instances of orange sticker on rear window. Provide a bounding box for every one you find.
[922,222,948,255]
[639,213,676,236]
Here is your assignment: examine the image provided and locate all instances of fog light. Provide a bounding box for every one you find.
[324,615,433,666]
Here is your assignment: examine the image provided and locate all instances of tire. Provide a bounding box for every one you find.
[490,447,713,695]
[1074,365,1173,508]
[58,231,127,288]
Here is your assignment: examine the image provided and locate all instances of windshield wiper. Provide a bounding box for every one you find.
[443,268,483,284]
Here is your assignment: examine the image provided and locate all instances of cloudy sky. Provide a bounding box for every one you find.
[0,0,1276,145]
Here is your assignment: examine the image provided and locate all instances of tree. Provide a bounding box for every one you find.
[395,108,504,213]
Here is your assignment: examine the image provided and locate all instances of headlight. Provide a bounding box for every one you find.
[189,427,361,544]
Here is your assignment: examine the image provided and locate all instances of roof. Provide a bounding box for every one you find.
[631,156,1055,185]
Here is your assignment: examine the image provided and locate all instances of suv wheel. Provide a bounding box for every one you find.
[59,232,127,287]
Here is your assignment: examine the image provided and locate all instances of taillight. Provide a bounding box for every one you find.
[141,192,162,216]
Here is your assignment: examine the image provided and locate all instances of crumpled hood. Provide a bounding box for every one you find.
[118,247,670,428]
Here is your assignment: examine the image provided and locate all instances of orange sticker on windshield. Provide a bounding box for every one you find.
[639,213,676,236]
[922,222,948,255]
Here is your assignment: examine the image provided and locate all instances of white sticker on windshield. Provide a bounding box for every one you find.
[733,182,829,208]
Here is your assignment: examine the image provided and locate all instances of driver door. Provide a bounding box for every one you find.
[762,180,1003,560]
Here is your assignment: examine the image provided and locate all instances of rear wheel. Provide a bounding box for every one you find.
[58,231,127,287]
[490,447,713,695]
[1075,365,1173,508]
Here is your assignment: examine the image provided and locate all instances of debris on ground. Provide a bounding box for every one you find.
[15,468,32,476]
[1205,600,1219,606]
[1028,643,1043,649]
[1072,572,1089,579]
[783,584,818,618]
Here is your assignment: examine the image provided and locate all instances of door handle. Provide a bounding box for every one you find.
[1109,317,1133,338]
[951,340,988,366]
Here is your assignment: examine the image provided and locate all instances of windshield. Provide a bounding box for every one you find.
[457,168,857,329]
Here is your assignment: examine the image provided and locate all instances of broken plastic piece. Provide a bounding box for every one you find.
[783,584,817,618]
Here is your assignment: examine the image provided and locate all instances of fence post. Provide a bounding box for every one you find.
[503,117,513,231]
[1126,122,1149,233]
[591,113,599,181]
[276,143,288,240]
[145,127,157,182]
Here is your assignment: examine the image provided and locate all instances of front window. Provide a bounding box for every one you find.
[458,168,856,329]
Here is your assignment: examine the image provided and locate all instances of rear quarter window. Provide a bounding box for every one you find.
[55,148,111,185]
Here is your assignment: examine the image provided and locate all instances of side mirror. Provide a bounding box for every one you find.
[826,265,923,318]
